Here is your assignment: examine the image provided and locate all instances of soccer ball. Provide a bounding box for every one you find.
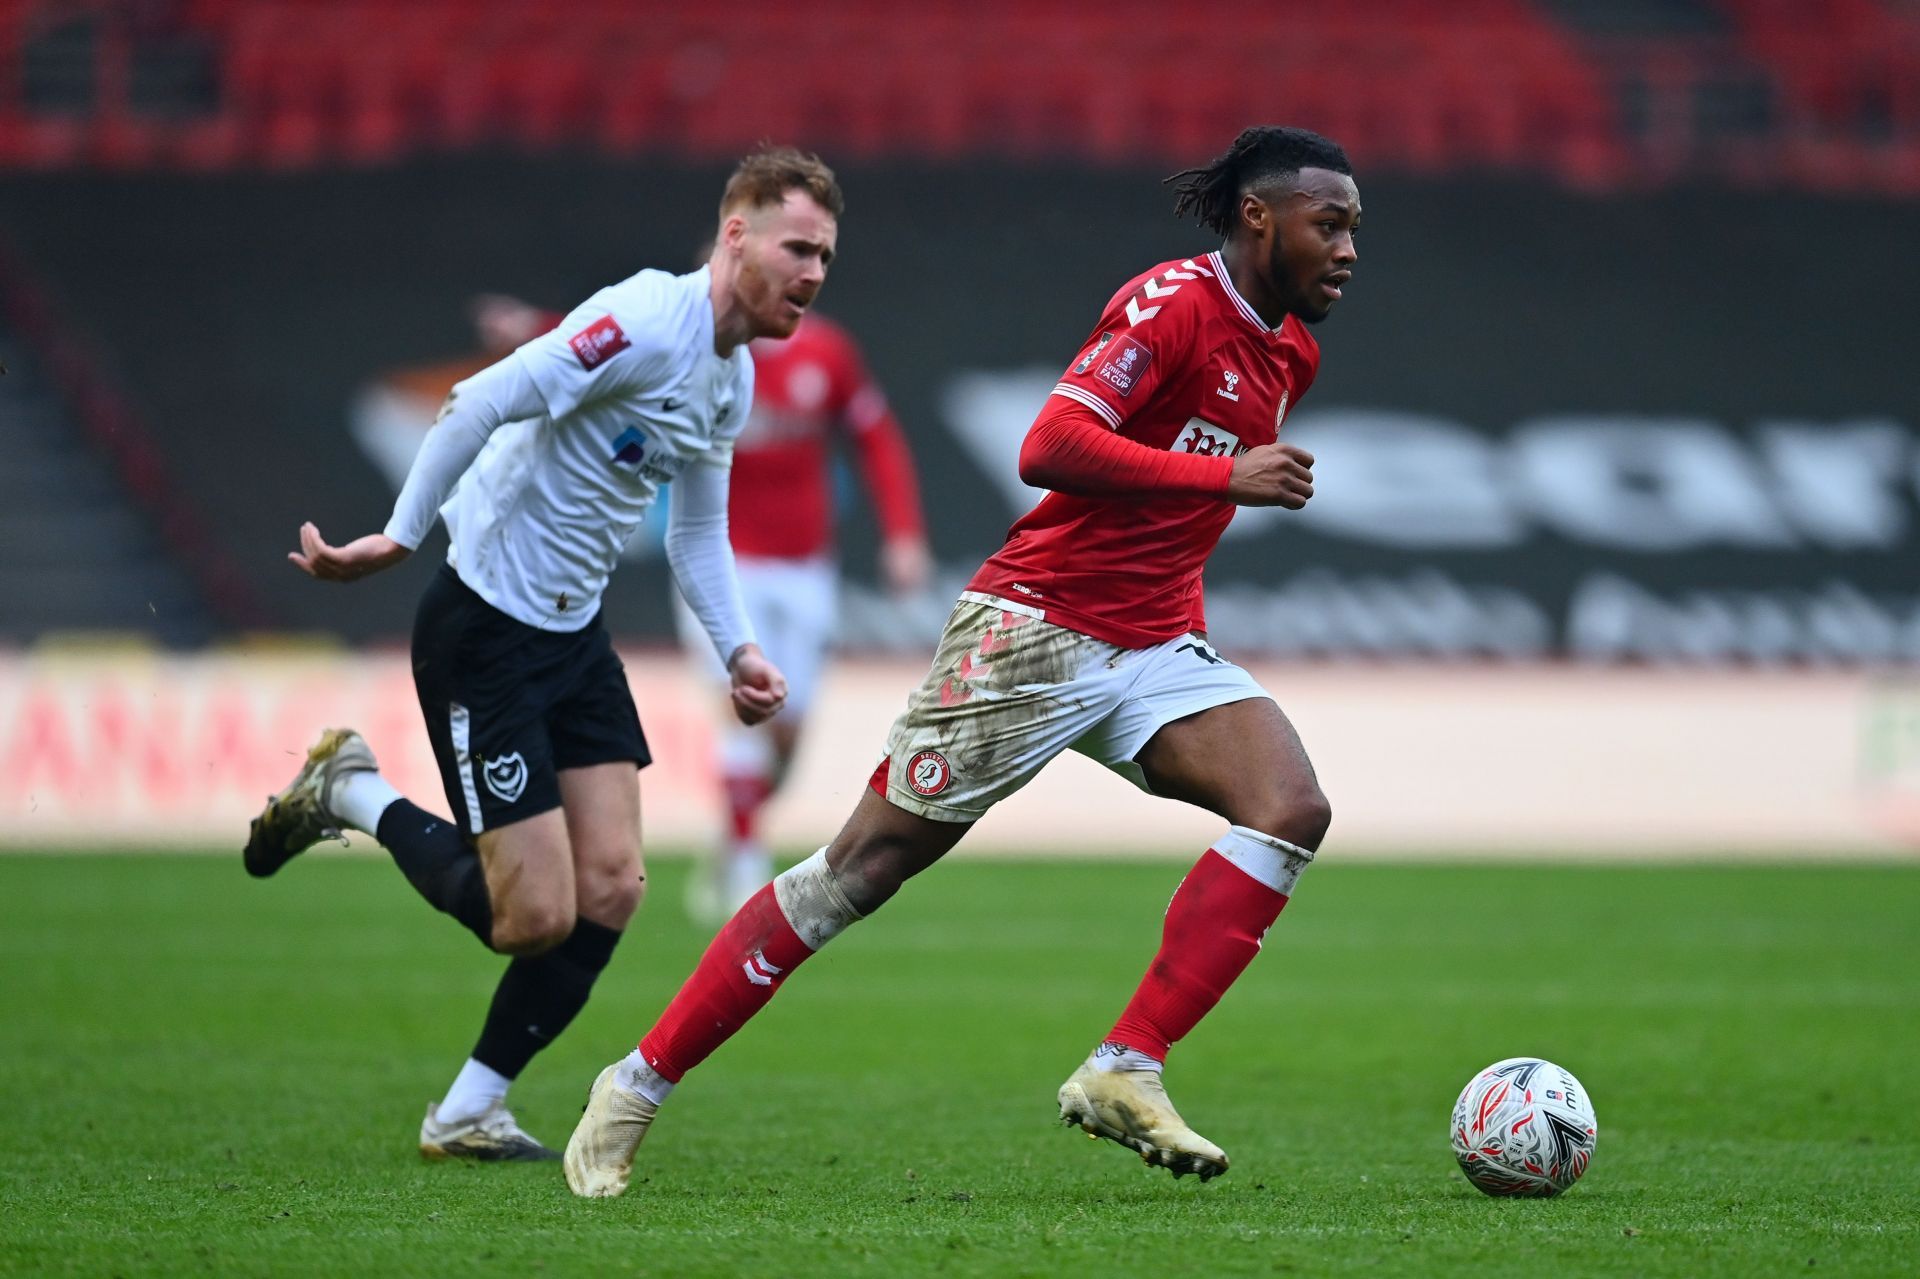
[1450,1057,1597,1197]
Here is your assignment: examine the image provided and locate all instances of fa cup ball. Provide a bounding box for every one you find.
[1450,1057,1597,1197]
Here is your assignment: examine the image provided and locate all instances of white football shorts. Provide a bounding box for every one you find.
[879,592,1274,822]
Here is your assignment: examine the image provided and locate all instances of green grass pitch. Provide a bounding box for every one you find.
[2,853,1916,1277]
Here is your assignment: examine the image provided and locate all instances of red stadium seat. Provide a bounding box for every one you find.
[0,0,1909,191]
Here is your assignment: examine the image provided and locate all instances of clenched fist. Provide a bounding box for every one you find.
[1225,442,1315,509]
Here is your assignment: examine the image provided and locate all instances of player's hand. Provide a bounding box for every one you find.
[289,523,410,582]
[881,537,933,595]
[1225,442,1315,509]
[727,643,789,726]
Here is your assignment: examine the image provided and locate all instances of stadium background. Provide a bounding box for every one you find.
[4,6,1919,1278]
[2,0,1918,854]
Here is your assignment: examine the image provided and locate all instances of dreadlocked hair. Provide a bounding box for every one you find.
[1166,127,1353,238]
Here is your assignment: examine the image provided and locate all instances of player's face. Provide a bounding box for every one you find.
[1266,168,1361,325]
[727,190,838,340]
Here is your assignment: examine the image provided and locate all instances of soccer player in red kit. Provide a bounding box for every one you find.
[676,311,930,919]
[566,126,1360,1197]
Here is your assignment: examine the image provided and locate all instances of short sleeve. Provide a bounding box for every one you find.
[516,280,678,421]
[1050,266,1200,430]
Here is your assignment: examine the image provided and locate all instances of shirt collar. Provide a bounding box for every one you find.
[1209,250,1285,335]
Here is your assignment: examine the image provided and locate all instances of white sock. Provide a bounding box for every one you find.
[1089,1041,1165,1074]
[1215,824,1315,895]
[437,1057,511,1125]
[771,847,864,950]
[723,843,773,912]
[331,769,403,835]
[614,1048,675,1105]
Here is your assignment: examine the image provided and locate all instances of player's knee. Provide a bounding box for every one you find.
[1249,783,1332,853]
[573,834,644,924]
[491,899,575,955]
[580,863,644,926]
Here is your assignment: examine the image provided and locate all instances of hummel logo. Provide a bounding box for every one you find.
[1217,371,1241,401]
[742,949,784,986]
[1176,640,1224,665]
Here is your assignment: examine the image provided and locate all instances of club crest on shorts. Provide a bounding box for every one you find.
[906,749,952,796]
[482,752,529,803]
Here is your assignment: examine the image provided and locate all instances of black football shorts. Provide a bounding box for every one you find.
[411,564,650,836]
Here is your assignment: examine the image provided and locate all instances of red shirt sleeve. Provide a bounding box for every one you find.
[1049,261,1206,429]
[1018,397,1231,498]
[836,343,925,543]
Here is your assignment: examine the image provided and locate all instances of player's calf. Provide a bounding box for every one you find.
[823,787,971,913]
[567,847,865,1197]
[1065,826,1315,1179]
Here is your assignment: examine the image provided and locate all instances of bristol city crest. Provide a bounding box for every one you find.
[907,749,953,796]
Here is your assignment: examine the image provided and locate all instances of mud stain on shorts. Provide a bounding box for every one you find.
[894,601,1114,779]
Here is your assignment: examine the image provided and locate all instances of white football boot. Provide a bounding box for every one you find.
[564,1064,660,1198]
[1058,1060,1230,1181]
[243,727,377,878]
[419,1100,559,1162]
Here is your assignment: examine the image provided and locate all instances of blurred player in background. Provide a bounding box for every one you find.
[565,125,1360,1196]
[241,147,841,1163]
[676,304,930,920]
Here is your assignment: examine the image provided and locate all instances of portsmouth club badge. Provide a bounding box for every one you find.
[1073,332,1116,375]
[483,752,529,803]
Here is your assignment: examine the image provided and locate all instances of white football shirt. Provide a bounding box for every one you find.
[437,266,753,632]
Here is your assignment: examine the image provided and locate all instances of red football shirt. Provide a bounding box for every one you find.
[966,251,1322,647]
[729,313,924,560]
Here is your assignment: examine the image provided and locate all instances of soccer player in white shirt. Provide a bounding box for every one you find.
[242,148,842,1161]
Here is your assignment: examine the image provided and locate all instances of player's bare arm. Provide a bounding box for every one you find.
[289,523,410,582]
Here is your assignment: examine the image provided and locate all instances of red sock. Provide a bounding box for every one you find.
[639,884,815,1081]
[721,770,773,844]
[1106,849,1291,1061]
